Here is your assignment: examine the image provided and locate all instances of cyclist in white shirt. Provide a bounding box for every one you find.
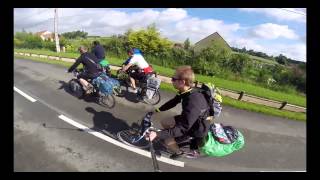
[122,48,153,93]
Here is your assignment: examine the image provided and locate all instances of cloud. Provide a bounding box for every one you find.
[229,38,267,52]
[248,23,299,40]
[229,38,306,61]
[239,8,306,23]
[271,43,306,61]
[166,18,240,43]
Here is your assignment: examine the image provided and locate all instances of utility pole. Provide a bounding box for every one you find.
[54,8,60,52]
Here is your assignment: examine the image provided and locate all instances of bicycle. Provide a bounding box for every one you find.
[117,112,196,159]
[68,68,121,108]
[116,66,161,105]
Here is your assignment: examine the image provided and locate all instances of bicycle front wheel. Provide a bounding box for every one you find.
[99,94,116,108]
[117,129,150,149]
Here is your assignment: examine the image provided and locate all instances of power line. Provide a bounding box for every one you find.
[279,8,306,16]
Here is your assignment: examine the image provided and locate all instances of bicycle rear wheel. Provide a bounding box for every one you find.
[117,129,150,149]
[143,89,161,105]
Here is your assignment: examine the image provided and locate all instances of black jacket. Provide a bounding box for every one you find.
[68,52,101,76]
[157,88,210,139]
[92,45,105,60]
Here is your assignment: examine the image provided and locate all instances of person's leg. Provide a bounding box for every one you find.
[78,73,93,94]
[160,117,181,154]
[129,77,136,89]
[79,78,89,89]
[185,137,203,158]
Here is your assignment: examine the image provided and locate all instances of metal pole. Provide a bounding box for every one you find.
[54,8,60,52]
[149,138,161,172]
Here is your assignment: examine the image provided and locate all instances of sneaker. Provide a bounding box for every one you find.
[185,150,200,159]
[128,87,138,93]
[169,151,184,160]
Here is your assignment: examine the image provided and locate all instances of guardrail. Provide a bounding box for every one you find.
[14,51,306,113]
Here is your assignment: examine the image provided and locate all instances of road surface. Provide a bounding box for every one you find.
[14,58,306,172]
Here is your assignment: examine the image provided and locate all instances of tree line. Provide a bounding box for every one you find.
[14,25,305,94]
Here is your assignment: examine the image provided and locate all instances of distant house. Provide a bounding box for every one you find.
[35,30,59,41]
[194,32,231,52]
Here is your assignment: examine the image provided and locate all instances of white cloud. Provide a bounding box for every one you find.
[248,23,299,40]
[229,38,306,61]
[168,18,240,43]
[239,8,306,23]
[271,43,306,61]
[158,8,187,23]
[229,38,266,52]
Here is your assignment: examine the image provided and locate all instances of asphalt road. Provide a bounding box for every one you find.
[14,58,306,172]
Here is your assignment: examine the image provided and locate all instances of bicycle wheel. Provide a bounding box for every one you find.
[117,129,150,149]
[68,79,84,98]
[99,94,116,108]
[143,89,161,105]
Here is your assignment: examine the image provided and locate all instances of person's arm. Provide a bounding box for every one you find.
[157,96,201,139]
[155,95,181,113]
[122,63,133,72]
[68,57,82,72]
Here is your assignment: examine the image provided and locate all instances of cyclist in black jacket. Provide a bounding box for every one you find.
[146,66,210,159]
[91,41,105,60]
[68,46,101,94]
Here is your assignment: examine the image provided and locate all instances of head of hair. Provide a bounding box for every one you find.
[93,41,100,46]
[175,65,195,87]
[78,46,88,53]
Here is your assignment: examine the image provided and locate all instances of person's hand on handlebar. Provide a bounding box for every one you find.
[145,131,157,141]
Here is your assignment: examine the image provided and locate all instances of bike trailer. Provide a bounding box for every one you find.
[200,123,245,157]
[92,73,120,95]
[145,76,161,99]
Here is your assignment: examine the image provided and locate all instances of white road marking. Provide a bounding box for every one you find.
[58,114,185,167]
[14,86,37,102]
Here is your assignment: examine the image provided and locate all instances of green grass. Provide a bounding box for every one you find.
[14,48,306,107]
[143,65,306,107]
[14,54,306,121]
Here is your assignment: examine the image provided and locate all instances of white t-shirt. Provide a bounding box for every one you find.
[128,54,149,69]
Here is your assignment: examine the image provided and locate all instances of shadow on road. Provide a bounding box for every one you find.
[58,80,110,106]
[85,107,140,138]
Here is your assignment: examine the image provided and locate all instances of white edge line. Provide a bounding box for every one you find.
[58,114,185,167]
[14,86,37,102]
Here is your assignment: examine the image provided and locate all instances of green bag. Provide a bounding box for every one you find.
[200,130,245,157]
[99,59,109,67]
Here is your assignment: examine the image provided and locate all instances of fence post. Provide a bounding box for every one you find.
[238,91,245,100]
[279,101,288,110]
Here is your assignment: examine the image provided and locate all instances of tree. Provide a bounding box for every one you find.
[227,53,250,74]
[61,30,88,39]
[183,38,190,50]
[127,24,172,55]
[275,54,288,65]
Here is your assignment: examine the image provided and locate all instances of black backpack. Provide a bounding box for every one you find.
[198,82,223,119]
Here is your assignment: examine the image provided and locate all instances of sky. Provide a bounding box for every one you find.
[14,8,306,62]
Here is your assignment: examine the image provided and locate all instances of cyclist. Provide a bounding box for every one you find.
[67,46,102,94]
[146,66,210,159]
[121,48,153,93]
[92,41,110,75]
